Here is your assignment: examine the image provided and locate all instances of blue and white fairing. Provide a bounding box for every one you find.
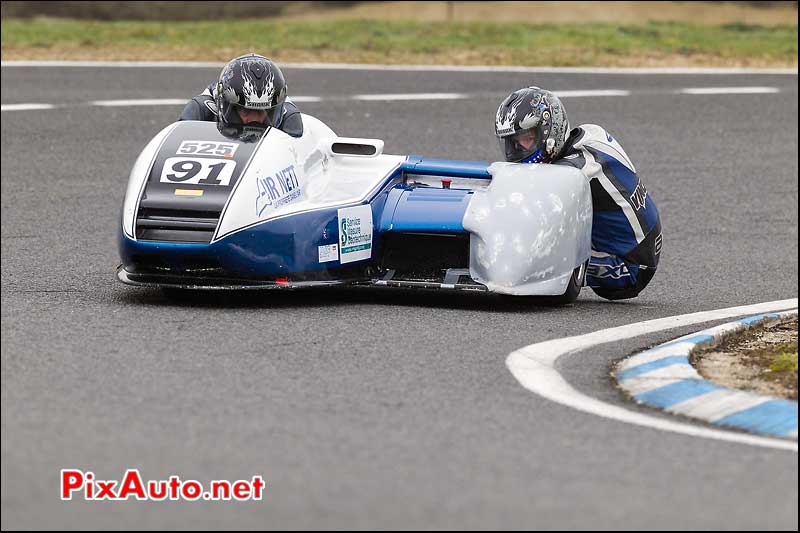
[118,114,591,296]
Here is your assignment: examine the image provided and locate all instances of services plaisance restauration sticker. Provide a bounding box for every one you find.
[318,243,339,263]
[337,205,373,264]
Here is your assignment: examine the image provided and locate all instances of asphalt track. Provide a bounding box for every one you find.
[1,65,798,529]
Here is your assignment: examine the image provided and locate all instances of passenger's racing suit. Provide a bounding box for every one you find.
[553,124,662,300]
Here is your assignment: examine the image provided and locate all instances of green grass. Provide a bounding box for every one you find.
[2,17,797,66]
[759,340,797,399]
[768,345,798,374]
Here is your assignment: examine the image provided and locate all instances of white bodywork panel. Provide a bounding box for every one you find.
[122,122,178,238]
[214,114,405,241]
[463,162,593,296]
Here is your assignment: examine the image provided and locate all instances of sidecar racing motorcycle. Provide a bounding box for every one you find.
[117,114,592,303]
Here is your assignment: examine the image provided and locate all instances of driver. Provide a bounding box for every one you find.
[494,86,662,300]
[179,53,303,137]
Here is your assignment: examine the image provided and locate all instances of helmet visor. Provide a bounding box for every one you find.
[218,122,268,143]
[499,127,542,162]
[221,102,284,128]
[234,104,278,126]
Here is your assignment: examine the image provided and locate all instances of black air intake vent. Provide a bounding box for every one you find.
[135,207,220,243]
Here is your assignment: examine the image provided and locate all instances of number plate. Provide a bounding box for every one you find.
[176,140,239,158]
[159,157,237,186]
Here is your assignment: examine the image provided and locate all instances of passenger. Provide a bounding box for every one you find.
[494,87,662,300]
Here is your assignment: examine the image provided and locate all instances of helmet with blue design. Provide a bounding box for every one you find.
[494,86,570,164]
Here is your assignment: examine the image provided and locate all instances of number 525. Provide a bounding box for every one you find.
[177,141,237,157]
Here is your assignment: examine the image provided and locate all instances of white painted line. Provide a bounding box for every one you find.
[553,89,631,98]
[0,103,56,111]
[289,96,323,103]
[505,298,799,452]
[1,61,223,69]
[283,64,799,75]
[3,60,797,75]
[351,93,468,101]
[2,84,788,114]
[90,97,322,106]
[667,389,771,421]
[90,98,189,107]
[679,86,781,95]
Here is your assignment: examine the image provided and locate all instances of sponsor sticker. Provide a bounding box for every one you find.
[318,244,339,263]
[629,180,648,211]
[587,261,631,280]
[255,164,302,217]
[174,189,204,197]
[337,205,373,264]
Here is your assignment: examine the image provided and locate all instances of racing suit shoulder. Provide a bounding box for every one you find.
[178,96,218,121]
[567,124,636,172]
[280,99,304,137]
[178,83,218,122]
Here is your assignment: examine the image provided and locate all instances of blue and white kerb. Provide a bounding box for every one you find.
[616,310,798,440]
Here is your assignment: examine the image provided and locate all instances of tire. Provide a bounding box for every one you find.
[541,260,587,306]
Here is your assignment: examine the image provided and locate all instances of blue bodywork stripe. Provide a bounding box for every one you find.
[634,379,721,408]
[386,187,473,233]
[714,400,798,436]
[406,194,467,202]
[378,156,491,233]
[617,356,689,381]
[403,156,492,179]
